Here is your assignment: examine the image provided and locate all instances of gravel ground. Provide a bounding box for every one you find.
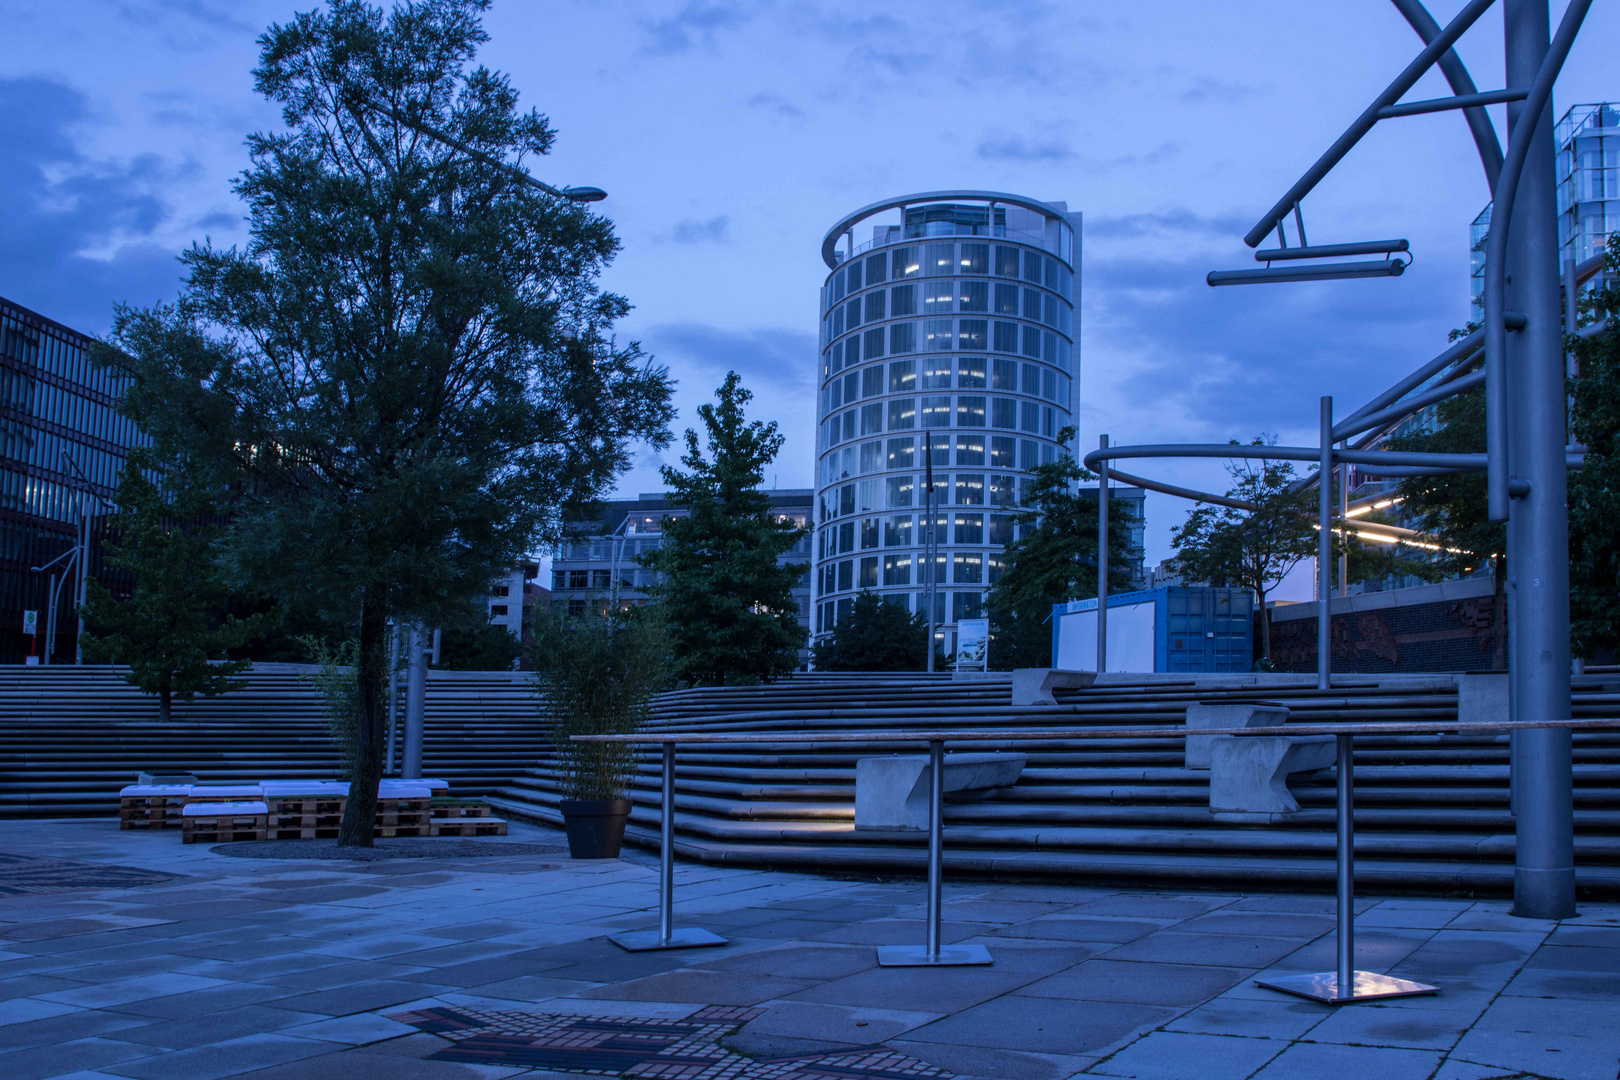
[213,838,569,860]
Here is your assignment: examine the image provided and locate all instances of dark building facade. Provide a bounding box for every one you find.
[1,296,141,664]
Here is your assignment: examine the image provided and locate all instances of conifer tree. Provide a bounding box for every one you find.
[812,591,930,671]
[82,456,269,721]
[641,372,806,684]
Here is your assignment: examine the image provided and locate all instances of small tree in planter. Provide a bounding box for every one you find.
[529,602,670,857]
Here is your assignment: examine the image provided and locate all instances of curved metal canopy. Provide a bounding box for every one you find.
[819,190,1070,270]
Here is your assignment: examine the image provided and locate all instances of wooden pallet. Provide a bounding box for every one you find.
[375,824,426,838]
[266,797,345,816]
[429,799,495,819]
[182,816,268,844]
[427,818,508,837]
[119,801,186,830]
[184,826,269,844]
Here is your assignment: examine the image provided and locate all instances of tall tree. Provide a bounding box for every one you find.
[1388,375,1508,668]
[1169,440,1317,661]
[640,372,807,685]
[985,430,1134,669]
[95,0,672,845]
[1569,234,1620,659]
[81,455,270,721]
[813,591,930,672]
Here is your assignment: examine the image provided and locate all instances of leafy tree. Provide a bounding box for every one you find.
[95,0,672,845]
[985,430,1134,669]
[81,456,271,721]
[1570,234,1620,659]
[640,372,807,685]
[436,601,523,671]
[1388,378,1507,667]
[1169,439,1317,661]
[813,591,931,671]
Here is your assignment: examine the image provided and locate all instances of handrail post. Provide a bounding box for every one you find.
[1318,399,1333,691]
[1097,434,1110,674]
[609,739,727,952]
[1256,732,1438,1004]
[878,737,992,968]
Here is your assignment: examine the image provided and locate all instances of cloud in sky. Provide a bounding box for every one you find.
[670,216,731,243]
[0,76,182,334]
[977,136,1073,163]
[641,2,750,56]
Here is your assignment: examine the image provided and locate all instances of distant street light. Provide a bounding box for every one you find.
[357,99,606,203]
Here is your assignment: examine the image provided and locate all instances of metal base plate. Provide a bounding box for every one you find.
[609,927,728,953]
[877,944,994,967]
[1255,970,1440,1004]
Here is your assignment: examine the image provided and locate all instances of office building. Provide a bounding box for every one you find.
[548,490,814,662]
[812,191,1081,653]
[1,296,143,664]
[1079,484,1148,590]
[1472,100,1617,316]
[487,561,540,639]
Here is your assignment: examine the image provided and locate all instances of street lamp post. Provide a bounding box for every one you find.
[610,516,637,609]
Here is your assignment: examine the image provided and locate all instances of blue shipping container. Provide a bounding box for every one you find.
[1052,587,1254,673]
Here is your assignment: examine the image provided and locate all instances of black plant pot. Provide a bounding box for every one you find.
[559,798,632,859]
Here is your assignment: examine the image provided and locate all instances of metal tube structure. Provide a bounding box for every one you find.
[1097,435,1110,674]
[1503,0,1576,920]
[1242,0,1496,247]
[74,507,89,664]
[926,738,944,959]
[1318,399,1333,692]
[1255,239,1409,262]
[1335,367,1485,442]
[1209,259,1407,286]
[402,626,426,780]
[608,741,727,952]
[1336,733,1355,998]
[1339,450,1350,599]
[1377,87,1527,118]
[1389,0,1504,188]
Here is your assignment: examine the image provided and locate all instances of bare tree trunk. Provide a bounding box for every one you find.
[338,590,389,847]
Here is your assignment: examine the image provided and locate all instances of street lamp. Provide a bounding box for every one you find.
[610,516,636,610]
[357,99,606,203]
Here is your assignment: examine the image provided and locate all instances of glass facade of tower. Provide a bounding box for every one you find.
[811,193,1079,652]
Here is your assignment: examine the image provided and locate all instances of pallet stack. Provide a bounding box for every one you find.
[428,797,510,837]
[119,776,509,844]
[118,784,194,830]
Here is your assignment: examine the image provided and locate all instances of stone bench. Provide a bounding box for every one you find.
[1011,668,1098,706]
[855,752,1027,831]
[1208,734,1336,814]
[1184,701,1290,769]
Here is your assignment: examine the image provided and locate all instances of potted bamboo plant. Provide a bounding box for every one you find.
[530,604,668,858]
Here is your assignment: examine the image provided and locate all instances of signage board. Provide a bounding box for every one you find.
[955,618,989,671]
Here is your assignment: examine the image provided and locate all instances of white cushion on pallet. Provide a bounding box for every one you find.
[182,801,268,816]
[260,780,349,796]
[185,785,264,800]
[120,784,194,797]
[376,781,434,798]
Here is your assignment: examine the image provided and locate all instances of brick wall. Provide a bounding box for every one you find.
[1266,577,1505,674]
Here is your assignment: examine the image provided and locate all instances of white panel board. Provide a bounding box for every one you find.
[1054,600,1157,673]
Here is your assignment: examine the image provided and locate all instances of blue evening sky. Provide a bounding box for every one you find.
[1,1,1612,589]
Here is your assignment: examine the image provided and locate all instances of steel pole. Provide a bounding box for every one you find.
[926,738,944,959]
[1319,399,1333,691]
[1336,732,1355,999]
[402,626,426,779]
[926,432,936,672]
[386,625,400,774]
[1338,448,1349,598]
[75,507,89,664]
[1504,0,1575,919]
[1097,435,1109,673]
[660,741,675,945]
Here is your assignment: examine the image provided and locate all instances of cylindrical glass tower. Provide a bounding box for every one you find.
[811,191,1080,657]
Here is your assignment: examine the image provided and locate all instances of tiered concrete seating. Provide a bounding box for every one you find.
[487,672,1620,896]
[0,665,546,818]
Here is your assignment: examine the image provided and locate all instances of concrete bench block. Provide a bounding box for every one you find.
[1184,701,1290,769]
[1011,668,1097,706]
[1208,734,1335,814]
[855,752,1026,831]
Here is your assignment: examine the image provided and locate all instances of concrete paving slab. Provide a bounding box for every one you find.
[0,1035,159,1080]
[1020,959,1251,1007]
[785,965,1042,1013]
[1100,930,1304,968]
[106,1005,327,1050]
[905,994,1177,1056]
[1086,1030,1286,1079]
[1248,1041,1444,1080]
[890,1038,1099,1080]
[102,1032,336,1080]
[737,1000,940,1046]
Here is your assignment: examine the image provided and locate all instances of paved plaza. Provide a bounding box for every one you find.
[0,821,1615,1080]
